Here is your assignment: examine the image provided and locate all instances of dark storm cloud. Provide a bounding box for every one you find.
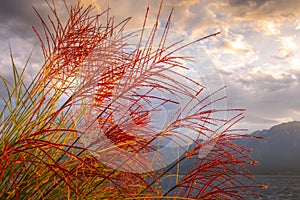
[236,71,296,92]
[0,0,75,69]
[222,0,300,21]
[0,0,73,40]
[228,0,269,8]
[0,0,44,39]
[0,0,38,23]
[0,1,53,105]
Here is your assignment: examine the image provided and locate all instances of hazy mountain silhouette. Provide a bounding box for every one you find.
[237,121,300,175]
[164,121,300,175]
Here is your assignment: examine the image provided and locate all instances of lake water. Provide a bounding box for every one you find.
[252,175,300,200]
[157,175,300,199]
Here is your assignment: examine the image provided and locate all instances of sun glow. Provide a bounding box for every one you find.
[279,36,297,50]
[231,37,247,50]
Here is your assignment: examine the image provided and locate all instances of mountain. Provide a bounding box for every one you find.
[237,121,300,175]
[161,121,300,175]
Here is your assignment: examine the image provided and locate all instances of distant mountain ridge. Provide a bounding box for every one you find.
[163,121,300,175]
[237,121,300,175]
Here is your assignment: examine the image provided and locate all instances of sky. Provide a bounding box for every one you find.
[0,0,300,133]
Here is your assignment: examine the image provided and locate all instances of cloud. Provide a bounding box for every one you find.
[277,35,297,56]
[255,21,281,35]
[225,75,300,132]
[226,0,300,20]
[0,0,64,39]
[219,37,252,54]
[211,0,300,37]
[236,70,296,92]
[0,0,74,103]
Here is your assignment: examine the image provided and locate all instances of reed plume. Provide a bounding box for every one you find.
[0,0,264,199]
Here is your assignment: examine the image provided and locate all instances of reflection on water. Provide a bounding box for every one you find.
[157,175,300,199]
[252,175,300,200]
